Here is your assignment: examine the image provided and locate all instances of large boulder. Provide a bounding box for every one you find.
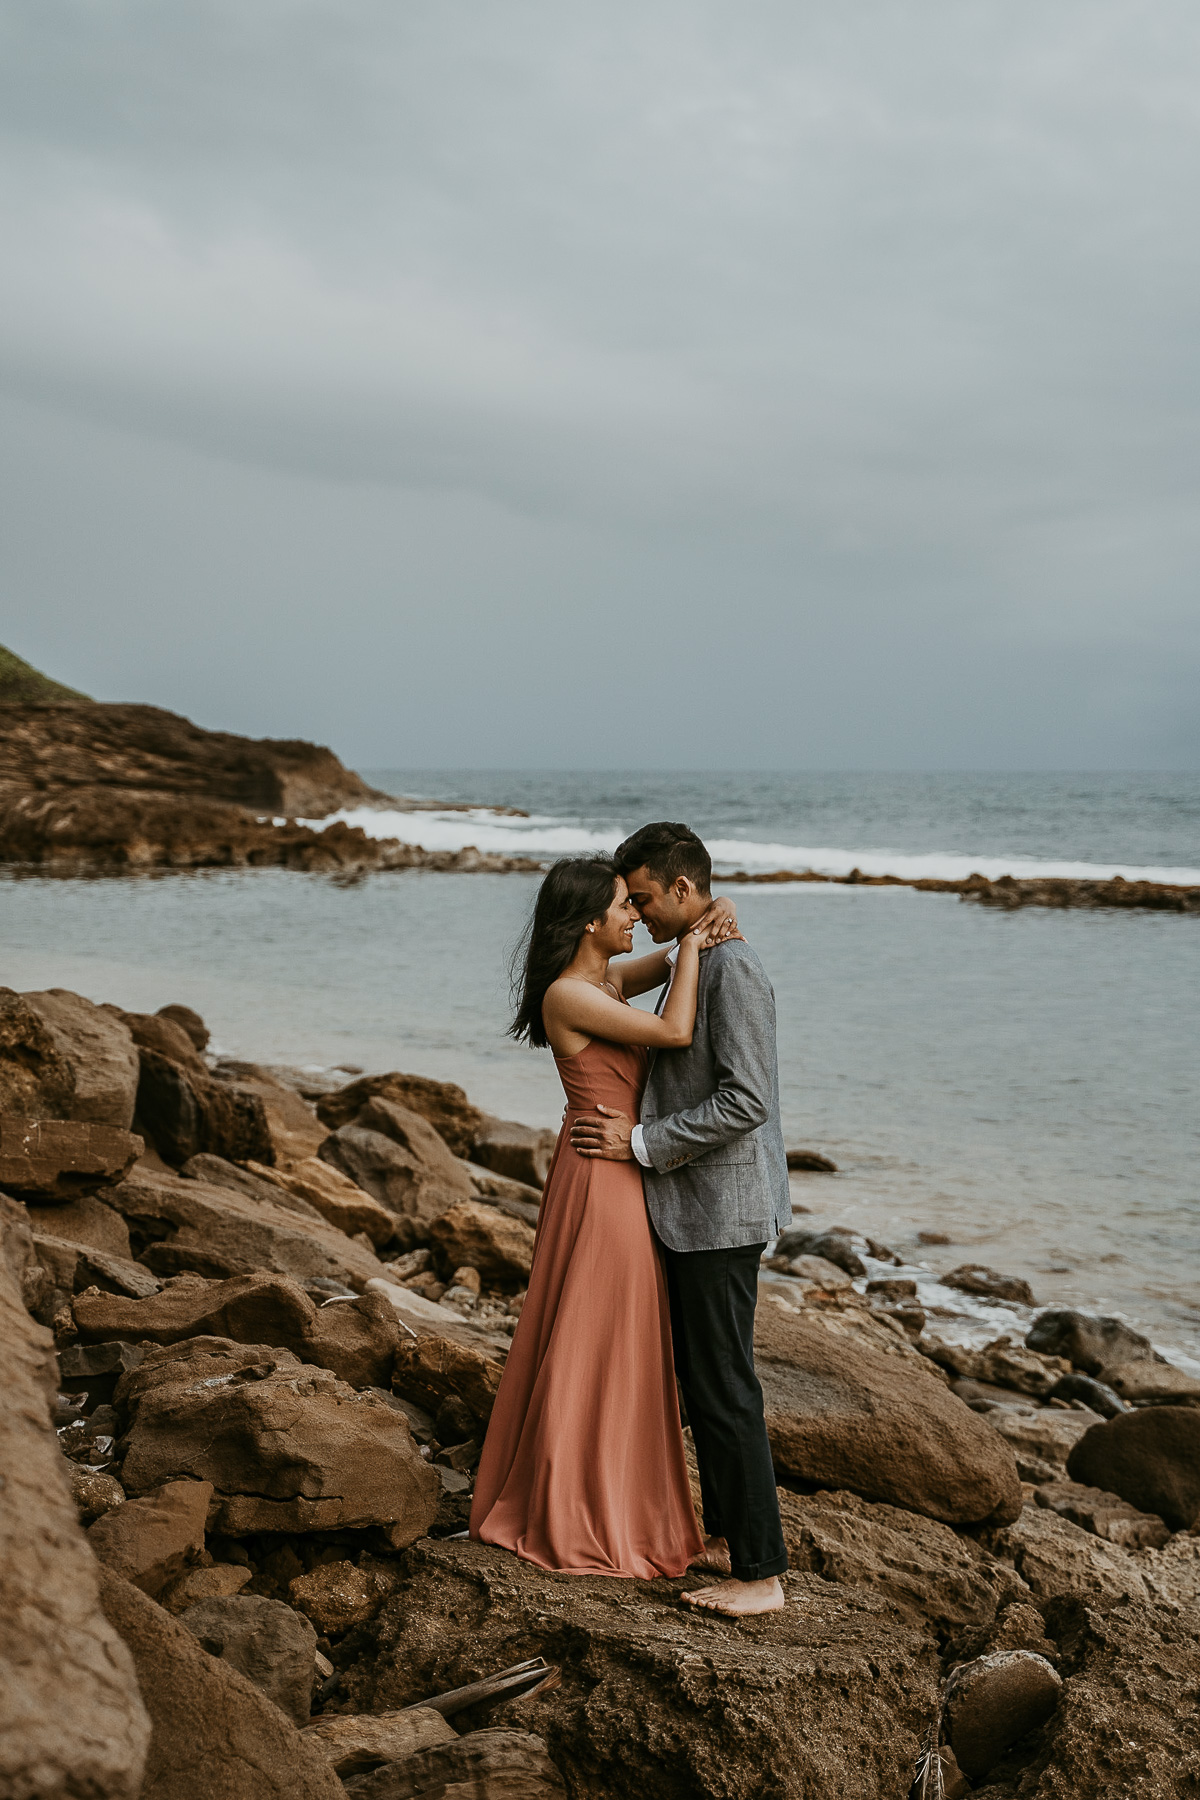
[429,1198,536,1286]
[0,1116,143,1201]
[316,1071,486,1157]
[986,1505,1149,1607]
[320,1102,472,1251]
[301,1708,456,1778]
[118,1010,208,1075]
[117,1336,440,1543]
[25,1192,132,1256]
[74,1271,401,1390]
[98,1567,345,1800]
[345,1730,566,1799]
[19,988,141,1128]
[33,1233,161,1301]
[0,987,77,1118]
[0,1195,151,1800]
[1067,1406,1200,1530]
[87,1478,213,1597]
[180,1151,325,1216]
[208,1061,327,1163]
[470,1115,558,1188]
[102,1165,390,1291]
[178,1594,317,1726]
[248,1155,396,1245]
[944,1650,1062,1783]
[1026,1309,1162,1380]
[393,1331,506,1428]
[755,1299,1022,1525]
[134,1047,274,1166]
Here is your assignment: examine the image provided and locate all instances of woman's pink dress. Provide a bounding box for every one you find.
[469,1036,704,1578]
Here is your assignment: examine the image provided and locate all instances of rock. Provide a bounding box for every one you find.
[1034,1480,1171,1550]
[776,1252,853,1287]
[207,1060,328,1163]
[1106,1360,1200,1405]
[87,1478,213,1596]
[463,1159,543,1212]
[179,1594,317,1726]
[923,1332,1070,1398]
[59,1337,145,1407]
[289,1558,402,1636]
[917,1229,952,1245]
[451,1263,482,1296]
[157,1003,210,1051]
[35,1233,162,1302]
[367,1279,512,1359]
[945,1650,1063,1782]
[786,1148,838,1171]
[0,1185,51,1312]
[429,1199,536,1286]
[21,987,142,1127]
[470,1116,559,1188]
[26,1192,132,1256]
[762,1286,945,1375]
[0,1116,143,1202]
[1067,1405,1200,1530]
[320,1112,473,1252]
[867,1277,917,1299]
[982,1401,1101,1473]
[344,1729,566,1798]
[0,986,77,1117]
[72,1465,127,1524]
[180,1151,324,1214]
[941,1264,1036,1306]
[343,1536,940,1797]
[316,1071,486,1158]
[120,1010,208,1075]
[301,1708,456,1778]
[988,1505,1149,1606]
[103,1165,390,1291]
[159,1563,253,1614]
[73,1271,401,1389]
[773,1224,867,1277]
[135,1046,275,1166]
[755,1301,1022,1525]
[118,1336,440,1543]
[393,1331,505,1427]
[1026,1308,1160,1379]
[1047,1371,1127,1418]
[247,1156,396,1245]
[0,1226,151,1800]
[98,1566,345,1800]
[779,1489,1025,1637]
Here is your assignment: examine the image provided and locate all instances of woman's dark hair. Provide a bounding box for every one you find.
[510,857,619,1048]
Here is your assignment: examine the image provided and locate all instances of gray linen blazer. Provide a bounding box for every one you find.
[639,938,791,1253]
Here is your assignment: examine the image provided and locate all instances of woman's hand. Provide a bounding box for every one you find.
[690,894,744,948]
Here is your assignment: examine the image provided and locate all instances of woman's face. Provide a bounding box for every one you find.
[592,878,638,957]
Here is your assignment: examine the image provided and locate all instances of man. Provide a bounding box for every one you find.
[570,821,791,1616]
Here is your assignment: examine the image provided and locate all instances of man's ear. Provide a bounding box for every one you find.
[673,876,692,902]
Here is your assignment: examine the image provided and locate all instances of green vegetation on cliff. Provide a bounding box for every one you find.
[0,644,91,704]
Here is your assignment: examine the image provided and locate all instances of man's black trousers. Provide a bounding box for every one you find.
[660,1239,788,1582]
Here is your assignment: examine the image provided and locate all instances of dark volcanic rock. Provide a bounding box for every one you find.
[1026,1308,1161,1380]
[755,1300,1022,1525]
[1047,1371,1127,1418]
[98,1567,344,1800]
[316,1071,487,1157]
[773,1224,867,1277]
[1067,1405,1200,1531]
[0,1117,143,1200]
[341,1536,940,1800]
[179,1594,317,1726]
[945,1649,1062,1782]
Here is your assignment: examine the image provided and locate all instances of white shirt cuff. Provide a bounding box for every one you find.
[630,1124,651,1168]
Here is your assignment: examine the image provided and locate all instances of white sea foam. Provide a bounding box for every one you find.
[306,806,1200,886]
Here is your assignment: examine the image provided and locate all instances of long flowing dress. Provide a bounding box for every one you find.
[469,1035,704,1578]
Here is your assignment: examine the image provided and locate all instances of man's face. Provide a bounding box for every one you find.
[623,865,697,943]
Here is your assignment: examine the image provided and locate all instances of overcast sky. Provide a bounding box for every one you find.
[1,1,1198,769]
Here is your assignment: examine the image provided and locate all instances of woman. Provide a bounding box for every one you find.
[469,856,738,1579]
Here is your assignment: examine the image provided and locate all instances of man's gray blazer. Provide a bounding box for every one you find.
[640,938,791,1254]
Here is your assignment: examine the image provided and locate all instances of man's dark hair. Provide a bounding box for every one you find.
[613,821,711,896]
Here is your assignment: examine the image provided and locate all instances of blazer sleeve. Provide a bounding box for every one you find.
[639,945,774,1172]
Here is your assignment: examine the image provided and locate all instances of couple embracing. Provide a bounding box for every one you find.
[469,822,791,1617]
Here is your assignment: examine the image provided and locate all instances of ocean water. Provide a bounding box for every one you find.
[3,771,1198,1365]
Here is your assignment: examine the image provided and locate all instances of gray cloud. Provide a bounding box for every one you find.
[1,0,1198,767]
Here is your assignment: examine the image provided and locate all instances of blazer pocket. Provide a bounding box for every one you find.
[694,1141,758,1169]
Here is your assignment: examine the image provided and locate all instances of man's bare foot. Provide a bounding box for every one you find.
[681,1575,785,1617]
[688,1535,732,1574]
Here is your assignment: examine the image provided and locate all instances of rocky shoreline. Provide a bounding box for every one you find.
[1,668,1197,912]
[2,980,1198,1798]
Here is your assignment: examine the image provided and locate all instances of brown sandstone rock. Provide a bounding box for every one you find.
[755,1301,1022,1525]
[463,1159,543,1212]
[987,1505,1149,1607]
[301,1707,456,1777]
[118,1336,439,1543]
[320,1111,472,1250]
[1106,1360,1200,1405]
[1026,1308,1161,1380]
[87,1478,213,1597]
[34,1233,161,1299]
[343,1536,940,1799]
[393,1332,506,1427]
[316,1071,486,1156]
[774,1224,867,1277]
[103,1165,389,1290]
[945,1650,1063,1782]
[119,1010,208,1075]
[156,1003,210,1051]
[179,1594,317,1726]
[248,1155,396,1244]
[982,1400,1101,1475]
[924,1332,1070,1398]
[97,1566,345,1800]
[942,1263,1037,1306]
[0,986,77,1118]
[21,987,142,1128]
[73,1271,401,1389]
[71,1465,127,1524]
[135,1046,274,1166]
[181,1150,325,1215]
[0,1217,150,1800]
[209,1061,328,1163]
[469,1115,558,1188]
[429,1198,536,1286]
[1034,1479,1171,1550]
[159,1563,253,1614]
[0,1116,143,1201]
[344,1729,566,1798]
[26,1191,132,1256]
[289,1558,402,1636]
[1067,1405,1200,1530]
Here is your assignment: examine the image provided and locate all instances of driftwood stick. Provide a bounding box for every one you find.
[404,1657,559,1718]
